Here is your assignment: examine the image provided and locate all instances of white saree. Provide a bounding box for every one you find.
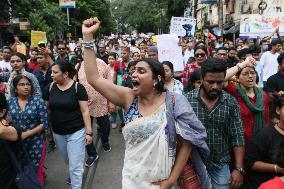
[122,104,174,189]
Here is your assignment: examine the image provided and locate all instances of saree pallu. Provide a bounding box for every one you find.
[122,104,174,189]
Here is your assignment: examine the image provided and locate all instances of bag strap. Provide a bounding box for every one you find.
[49,82,54,93]
[75,81,78,94]
[49,81,77,94]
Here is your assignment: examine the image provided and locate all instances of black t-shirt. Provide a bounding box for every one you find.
[97,54,108,64]
[264,72,284,93]
[47,82,88,135]
[246,126,284,188]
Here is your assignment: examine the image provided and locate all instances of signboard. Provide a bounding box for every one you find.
[170,17,196,37]
[240,13,284,38]
[31,30,47,48]
[59,0,76,8]
[201,0,217,4]
[157,34,184,71]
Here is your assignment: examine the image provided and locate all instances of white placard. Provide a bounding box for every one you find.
[157,34,184,71]
[170,17,196,37]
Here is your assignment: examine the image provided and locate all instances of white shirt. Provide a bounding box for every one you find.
[0,60,12,72]
[259,51,279,82]
[183,49,194,66]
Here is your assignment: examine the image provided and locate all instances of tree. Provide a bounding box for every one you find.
[110,0,186,34]
[1,0,114,40]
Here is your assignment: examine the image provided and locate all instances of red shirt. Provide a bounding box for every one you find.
[225,83,270,145]
[113,60,127,75]
[182,61,200,87]
[28,60,40,71]
[258,177,284,189]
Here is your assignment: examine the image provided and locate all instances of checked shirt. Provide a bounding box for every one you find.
[187,88,244,168]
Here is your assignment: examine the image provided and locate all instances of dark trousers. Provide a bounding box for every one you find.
[86,114,111,157]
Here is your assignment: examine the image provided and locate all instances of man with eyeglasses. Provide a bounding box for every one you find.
[0,46,13,72]
[54,42,76,66]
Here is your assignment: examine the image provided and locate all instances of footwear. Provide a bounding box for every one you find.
[102,143,111,152]
[85,155,99,167]
[66,177,71,185]
[112,123,117,129]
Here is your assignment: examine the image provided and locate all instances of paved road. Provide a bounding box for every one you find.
[45,125,125,189]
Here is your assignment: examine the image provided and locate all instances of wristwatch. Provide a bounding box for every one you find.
[86,133,93,137]
[235,167,246,175]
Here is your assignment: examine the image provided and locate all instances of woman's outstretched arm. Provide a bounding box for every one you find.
[82,17,133,109]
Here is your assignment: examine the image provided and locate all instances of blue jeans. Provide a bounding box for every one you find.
[53,128,86,189]
[207,164,230,189]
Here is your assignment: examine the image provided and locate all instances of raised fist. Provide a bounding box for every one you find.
[82,17,101,35]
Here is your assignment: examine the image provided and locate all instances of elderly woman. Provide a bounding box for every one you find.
[8,75,48,185]
[0,52,41,98]
[82,17,210,189]
[162,61,184,95]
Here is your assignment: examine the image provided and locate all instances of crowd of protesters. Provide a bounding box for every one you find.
[0,17,284,189]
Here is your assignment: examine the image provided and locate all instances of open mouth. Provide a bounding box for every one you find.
[132,80,140,89]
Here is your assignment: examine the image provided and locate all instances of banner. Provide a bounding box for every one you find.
[59,0,76,8]
[157,34,184,71]
[31,31,47,48]
[170,17,196,37]
[240,13,284,38]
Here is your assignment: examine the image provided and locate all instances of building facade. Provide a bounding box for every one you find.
[195,0,284,35]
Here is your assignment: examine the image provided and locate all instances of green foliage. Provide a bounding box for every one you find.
[111,0,185,34]
[1,0,114,40]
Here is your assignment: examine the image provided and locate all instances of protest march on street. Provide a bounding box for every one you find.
[1,0,284,189]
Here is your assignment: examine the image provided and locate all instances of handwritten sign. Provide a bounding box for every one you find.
[31,30,46,48]
[157,34,184,71]
[170,17,196,37]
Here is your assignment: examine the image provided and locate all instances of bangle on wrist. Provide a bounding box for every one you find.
[274,164,278,174]
[82,39,96,49]
[86,133,93,137]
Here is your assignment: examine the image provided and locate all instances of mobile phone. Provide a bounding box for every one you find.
[38,43,45,48]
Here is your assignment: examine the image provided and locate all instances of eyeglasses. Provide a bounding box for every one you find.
[58,48,66,50]
[195,53,206,58]
[17,83,31,87]
[241,71,256,76]
[10,59,22,63]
